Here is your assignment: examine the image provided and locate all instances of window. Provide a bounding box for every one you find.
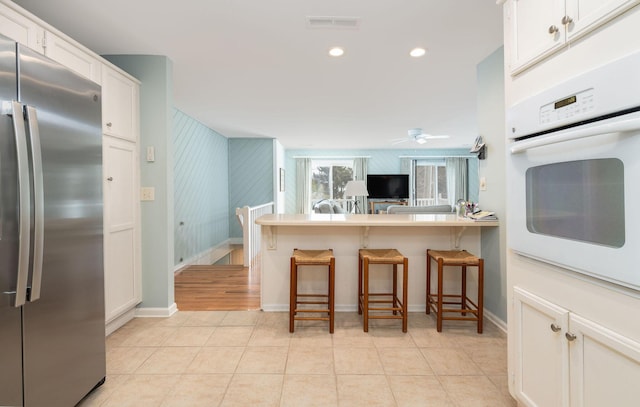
[414,159,448,206]
[311,160,353,201]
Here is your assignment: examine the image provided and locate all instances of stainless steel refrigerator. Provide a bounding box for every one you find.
[0,34,105,406]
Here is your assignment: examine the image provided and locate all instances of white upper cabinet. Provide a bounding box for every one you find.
[508,0,640,74]
[43,31,101,84]
[0,2,101,84]
[567,0,640,41]
[0,2,44,52]
[102,64,139,142]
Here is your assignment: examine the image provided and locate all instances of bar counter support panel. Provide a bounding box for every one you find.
[256,214,497,313]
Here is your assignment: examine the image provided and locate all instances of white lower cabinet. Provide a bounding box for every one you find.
[103,135,141,333]
[513,287,640,406]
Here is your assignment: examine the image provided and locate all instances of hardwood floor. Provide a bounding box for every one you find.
[174,264,260,311]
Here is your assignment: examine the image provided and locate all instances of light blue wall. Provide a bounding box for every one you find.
[173,109,230,265]
[284,148,479,213]
[477,46,507,323]
[104,55,175,309]
[228,138,274,238]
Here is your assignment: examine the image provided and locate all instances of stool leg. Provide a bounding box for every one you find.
[329,257,335,334]
[436,258,444,332]
[358,254,363,315]
[392,264,398,315]
[363,257,369,332]
[477,259,484,334]
[461,265,467,316]
[289,257,296,333]
[402,257,408,333]
[426,251,431,315]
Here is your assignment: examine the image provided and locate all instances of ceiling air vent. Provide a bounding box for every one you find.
[306,16,360,29]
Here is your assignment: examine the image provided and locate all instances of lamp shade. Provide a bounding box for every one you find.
[344,180,369,198]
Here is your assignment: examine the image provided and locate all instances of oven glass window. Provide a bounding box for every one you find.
[526,158,625,247]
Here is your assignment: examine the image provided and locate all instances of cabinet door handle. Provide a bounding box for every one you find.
[548,25,559,34]
[565,332,577,341]
[107,177,113,181]
[561,15,573,26]
[106,122,113,128]
[550,323,561,332]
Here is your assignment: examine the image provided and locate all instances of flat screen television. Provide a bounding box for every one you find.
[366,174,409,199]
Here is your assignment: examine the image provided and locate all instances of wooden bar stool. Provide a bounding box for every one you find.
[358,249,408,332]
[290,249,335,333]
[426,249,484,333]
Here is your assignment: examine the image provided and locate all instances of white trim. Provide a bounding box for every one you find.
[134,303,178,318]
[292,155,371,159]
[398,155,476,159]
[173,239,239,273]
[261,304,508,333]
[105,308,136,336]
[484,309,508,334]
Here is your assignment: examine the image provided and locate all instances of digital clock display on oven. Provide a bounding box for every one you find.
[554,95,577,109]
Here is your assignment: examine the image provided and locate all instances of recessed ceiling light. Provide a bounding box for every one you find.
[410,47,427,58]
[328,47,345,57]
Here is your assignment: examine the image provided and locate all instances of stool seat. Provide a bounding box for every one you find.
[426,249,484,333]
[427,249,481,265]
[292,249,334,264]
[358,248,408,332]
[358,249,405,263]
[290,248,335,333]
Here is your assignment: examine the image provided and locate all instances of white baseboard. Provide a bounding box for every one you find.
[260,303,508,333]
[174,239,240,273]
[105,308,136,336]
[134,303,178,318]
[484,309,507,334]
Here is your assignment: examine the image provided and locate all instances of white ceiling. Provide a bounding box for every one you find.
[13,0,504,150]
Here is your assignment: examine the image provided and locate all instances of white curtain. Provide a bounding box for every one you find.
[295,158,311,214]
[352,157,369,213]
[445,157,468,205]
[400,158,415,205]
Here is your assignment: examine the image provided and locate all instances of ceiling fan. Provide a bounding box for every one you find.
[391,128,450,145]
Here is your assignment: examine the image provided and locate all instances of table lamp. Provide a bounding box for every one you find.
[344,180,369,213]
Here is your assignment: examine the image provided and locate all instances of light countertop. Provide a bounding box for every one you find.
[255,213,498,227]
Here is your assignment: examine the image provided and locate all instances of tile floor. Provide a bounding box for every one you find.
[79,311,516,407]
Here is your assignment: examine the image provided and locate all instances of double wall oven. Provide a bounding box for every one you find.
[507,50,640,291]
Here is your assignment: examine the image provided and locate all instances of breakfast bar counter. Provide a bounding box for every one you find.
[255,213,497,312]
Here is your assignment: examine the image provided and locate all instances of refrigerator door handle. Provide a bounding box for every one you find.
[2,100,31,307]
[25,105,44,302]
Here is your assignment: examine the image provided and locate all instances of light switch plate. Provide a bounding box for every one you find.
[141,187,155,201]
[480,177,487,191]
[146,146,155,162]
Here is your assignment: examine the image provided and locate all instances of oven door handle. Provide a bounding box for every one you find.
[510,114,640,154]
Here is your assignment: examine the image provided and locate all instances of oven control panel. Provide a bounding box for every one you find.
[507,50,640,139]
[539,88,595,126]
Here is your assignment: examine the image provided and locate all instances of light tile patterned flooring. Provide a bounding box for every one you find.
[79,311,516,407]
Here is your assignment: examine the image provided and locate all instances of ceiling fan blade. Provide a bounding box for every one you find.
[421,135,449,139]
[390,138,409,145]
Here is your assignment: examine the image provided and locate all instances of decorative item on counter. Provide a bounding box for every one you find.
[465,201,479,217]
[456,200,479,218]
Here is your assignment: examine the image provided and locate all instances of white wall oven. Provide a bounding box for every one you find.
[507,51,640,291]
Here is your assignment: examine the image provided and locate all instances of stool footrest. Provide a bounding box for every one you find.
[366,314,405,320]
[294,317,330,322]
[296,300,329,305]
